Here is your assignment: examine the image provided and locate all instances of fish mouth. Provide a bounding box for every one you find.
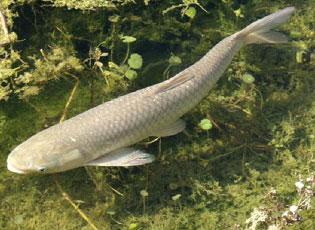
[7,160,27,174]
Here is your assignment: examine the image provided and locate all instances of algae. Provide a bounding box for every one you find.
[0,0,314,229]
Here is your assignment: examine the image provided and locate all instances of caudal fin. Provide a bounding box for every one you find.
[238,7,295,44]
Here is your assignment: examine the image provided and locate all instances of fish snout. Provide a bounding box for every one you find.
[7,151,30,174]
[7,153,26,174]
[7,160,27,174]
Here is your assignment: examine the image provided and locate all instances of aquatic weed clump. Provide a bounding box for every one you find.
[0,0,314,229]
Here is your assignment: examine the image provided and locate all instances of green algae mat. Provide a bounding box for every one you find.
[0,1,314,229]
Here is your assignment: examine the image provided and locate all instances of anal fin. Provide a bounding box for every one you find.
[151,119,186,137]
[85,148,155,167]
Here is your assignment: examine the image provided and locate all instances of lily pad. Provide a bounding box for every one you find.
[234,8,244,18]
[109,15,120,23]
[140,190,148,197]
[172,194,182,201]
[14,214,24,225]
[185,7,196,19]
[128,53,143,69]
[296,50,306,63]
[121,36,137,43]
[169,55,182,66]
[242,73,255,84]
[199,119,212,130]
[125,69,138,80]
[129,223,139,230]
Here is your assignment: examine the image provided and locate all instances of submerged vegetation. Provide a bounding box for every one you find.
[0,0,314,229]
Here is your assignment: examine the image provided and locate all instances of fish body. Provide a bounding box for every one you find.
[7,7,295,174]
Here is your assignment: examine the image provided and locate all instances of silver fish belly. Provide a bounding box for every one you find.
[7,7,295,174]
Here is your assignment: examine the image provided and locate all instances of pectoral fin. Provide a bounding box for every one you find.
[151,119,186,137]
[85,148,155,167]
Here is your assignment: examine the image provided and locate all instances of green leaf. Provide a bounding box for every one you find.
[140,190,148,197]
[234,8,244,18]
[119,64,129,73]
[199,119,212,130]
[296,50,305,63]
[128,53,143,69]
[108,61,120,70]
[108,15,120,23]
[106,210,115,216]
[172,194,181,201]
[185,7,196,19]
[125,69,138,80]
[168,55,182,66]
[129,223,139,230]
[14,214,24,225]
[242,73,255,84]
[121,36,137,43]
[94,61,103,68]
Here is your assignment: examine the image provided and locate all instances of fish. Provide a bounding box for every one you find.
[7,7,295,174]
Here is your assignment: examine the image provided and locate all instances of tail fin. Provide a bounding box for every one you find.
[238,7,295,44]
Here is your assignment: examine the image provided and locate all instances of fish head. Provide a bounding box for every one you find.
[7,129,85,174]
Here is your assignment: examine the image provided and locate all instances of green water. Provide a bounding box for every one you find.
[0,1,314,229]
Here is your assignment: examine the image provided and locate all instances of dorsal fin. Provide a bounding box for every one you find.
[154,71,194,95]
[244,31,289,44]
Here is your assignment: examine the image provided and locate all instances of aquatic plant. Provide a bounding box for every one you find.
[163,54,182,79]
[0,46,83,100]
[199,118,213,131]
[91,35,143,83]
[46,0,136,10]
[163,0,208,18]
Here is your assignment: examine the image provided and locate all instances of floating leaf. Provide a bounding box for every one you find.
[140,190,148,197]
[129,223,139,230]
[106,210,115,216]
[199,119,212,130]
[185,7,196,19]
[109,15,120,23]
[108,61,120,69]
[125,69,138,80]
[168,55,182,66]
[172,194,181,201]
[234,8,244,18]
[121,35,137,43]
[119,64,129,73]
[100,52,108,57]
[242,73,255,84]
[296,50,306,63]
[94,61,103,68]
[169,182,179,190]
[128,53,143,69]
[14,214,24,225]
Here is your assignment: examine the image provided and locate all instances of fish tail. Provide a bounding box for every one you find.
[237,7,295,44]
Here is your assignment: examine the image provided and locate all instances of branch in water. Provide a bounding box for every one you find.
[0,9,10,46]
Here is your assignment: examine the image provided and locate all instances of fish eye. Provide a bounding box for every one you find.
[38,167,47,173]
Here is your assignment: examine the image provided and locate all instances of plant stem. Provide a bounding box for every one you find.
[60,74,79,122]
[0,10,8,36]
[53,175,98,230]
[0,9,10,46]
[121,43,130,65]
[143,197,146,214]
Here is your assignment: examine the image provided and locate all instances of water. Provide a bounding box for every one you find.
[0,1,314,229]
